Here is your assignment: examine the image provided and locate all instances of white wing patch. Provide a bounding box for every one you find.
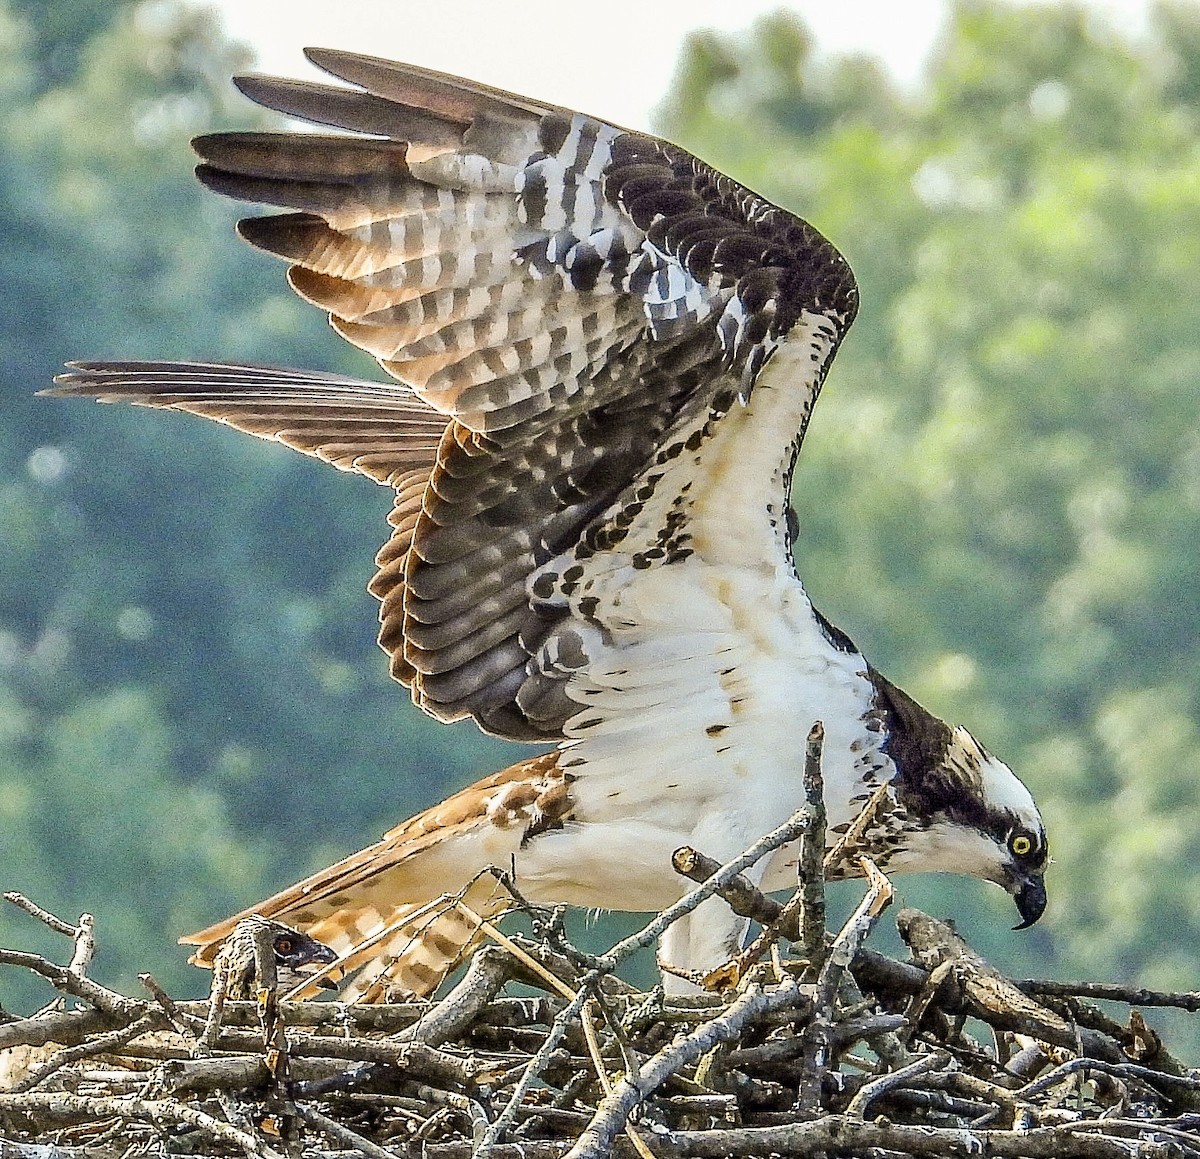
[638,240,721,339]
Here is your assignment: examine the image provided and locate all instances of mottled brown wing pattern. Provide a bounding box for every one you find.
[51,50,857,741]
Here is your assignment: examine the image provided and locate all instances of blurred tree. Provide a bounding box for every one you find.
[658,1,1200,989]
[5,0,1200,1011]
[0,686,265,1000]
[0,0,521,1002]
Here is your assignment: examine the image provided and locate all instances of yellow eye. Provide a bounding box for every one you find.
[1010,833,1033,857]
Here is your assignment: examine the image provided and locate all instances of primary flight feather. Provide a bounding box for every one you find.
[48,50,1047,996]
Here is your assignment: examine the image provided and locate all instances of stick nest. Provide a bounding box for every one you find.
[3,734,1200,1157]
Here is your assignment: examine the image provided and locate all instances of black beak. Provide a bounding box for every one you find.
[1011,874,1047,930]
[300,938,339,967]
[281,933,339,970]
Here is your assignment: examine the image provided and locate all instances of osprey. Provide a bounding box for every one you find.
[48,50,1047,996]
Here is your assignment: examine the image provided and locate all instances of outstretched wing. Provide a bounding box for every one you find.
[50,50,857,742]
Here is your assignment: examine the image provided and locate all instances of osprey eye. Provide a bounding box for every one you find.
[274,936,294,955]
[1009,833,1033,857]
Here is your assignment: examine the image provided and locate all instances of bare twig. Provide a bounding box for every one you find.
[65,914,95,979]
[641,1116,1190,1158]
[1016,979,1200,1012]
[138,971,201,1040]
[845,1050,949,1118]
[669,848,783,933]
[822,782,892,877]
[400,944,512,1047]
[1017,1056,1200,1100]
[0,949,142,1018]
[2,894,77,937]
[598,807,816,974]
[566,975,809,1159]
[474,982,596,1157]
[815,856,893,1009]
[293,1102,398,1159]
[0,1005,122,1053]
[11,1013,160,1093]
[0,1092,282,1158]
[797,721,827,971]
[796,855,895,1113]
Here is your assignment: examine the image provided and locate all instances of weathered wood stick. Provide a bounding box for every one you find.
[670,847,791,934]
[565,976,809,1159]
[1015,979,1200,1011]
[797,721,828,969]
[897,909,1124,1062]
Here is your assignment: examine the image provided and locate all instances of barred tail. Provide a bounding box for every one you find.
[321,876,508,1001]
[180,755,563,1000]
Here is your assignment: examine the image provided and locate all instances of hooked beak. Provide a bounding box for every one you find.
[1010,873,1047,930]
[283,934,342,990]
[297,937,339,968]
[312,941,339,965]
[279,932,340,972]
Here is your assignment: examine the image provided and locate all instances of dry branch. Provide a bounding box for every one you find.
[3,787,1200,1158]
[796,720,828,969]
[1016,980,1200,1011]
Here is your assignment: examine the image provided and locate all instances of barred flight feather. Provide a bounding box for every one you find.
[182,754,562,998]
[48,42,859,750]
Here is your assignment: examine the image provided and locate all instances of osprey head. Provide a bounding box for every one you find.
[893,725,1048,928]
[215,914,340,997]
[977,745,1049,929]
[870,672,1048,928]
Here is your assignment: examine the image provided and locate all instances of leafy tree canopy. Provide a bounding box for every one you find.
[2,0,1199,1008]
[659,1,1200,987]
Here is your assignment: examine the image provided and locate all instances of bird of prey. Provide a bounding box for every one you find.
[208,914,339,1002]
[49,50,1048,997]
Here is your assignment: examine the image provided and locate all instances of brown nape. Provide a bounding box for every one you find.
[866,668,991,832]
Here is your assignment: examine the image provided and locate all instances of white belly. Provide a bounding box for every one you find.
[511,561,884,910]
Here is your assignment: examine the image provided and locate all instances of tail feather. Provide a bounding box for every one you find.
[181,754,564,999]
[332,876,509,1001]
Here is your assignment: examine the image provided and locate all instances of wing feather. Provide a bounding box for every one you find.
[49,51,858,742]
[47,361,444,485]
[231,74,468,147]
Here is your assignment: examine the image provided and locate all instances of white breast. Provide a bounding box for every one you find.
[510,317,895,910]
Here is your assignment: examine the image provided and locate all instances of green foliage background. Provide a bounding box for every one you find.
[2,0,1199,1015]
